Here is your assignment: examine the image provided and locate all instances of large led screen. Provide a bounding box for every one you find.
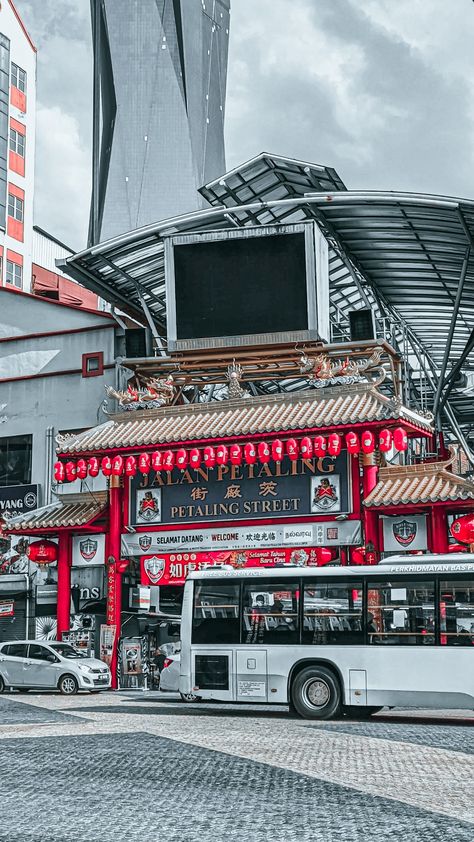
[173,232,308,341]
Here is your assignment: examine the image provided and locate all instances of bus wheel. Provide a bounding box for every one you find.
[291,666,341,720]
[344,706,383,719]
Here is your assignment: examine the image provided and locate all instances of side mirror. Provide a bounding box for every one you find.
[46,654,57,663]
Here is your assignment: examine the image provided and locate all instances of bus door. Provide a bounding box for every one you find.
[236,650,268,702]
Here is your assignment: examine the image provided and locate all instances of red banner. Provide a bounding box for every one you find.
[141,546,336,586]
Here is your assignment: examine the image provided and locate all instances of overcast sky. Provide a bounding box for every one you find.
[14,0,474,250]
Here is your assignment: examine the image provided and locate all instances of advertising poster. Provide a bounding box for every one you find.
[382,515,428,552]
[99,624,116,667]
[122,642,142,675]
[0,600,14,617]
[72,534,106,567]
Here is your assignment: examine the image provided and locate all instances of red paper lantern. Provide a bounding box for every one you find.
[379,428,393,453]
[258,441,271,463]
[111,455,124,476]
[271,439,283,462]
[229,444,242,466]
[300,436,313,459]
[244,443,257,465]
[162,450,175,471]
[216,444,229,466]
[54,461,65,483]
[176,448,188,469]
[189,448,201,469]
[451,514,474,545]
[151,451,162,471]
[87,456,100,477]
[203,446,216,468]
[125,455,137,477]
[28,539,58,564]
[327,433,341,457]
[65,461,76,481]
[393,426,408,452]
[76,458,88,480]
[286,438,299,461]
[314,547,333,566]
[448,543,468,553]
[313,435,327,457]
[345,431,360,455]
[101,456,112,477]
[138,453,151,474]
[361,430,375,454]
[351,546,366,565]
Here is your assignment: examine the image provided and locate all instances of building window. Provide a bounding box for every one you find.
[11,62,26,93]
[8,192,23,221]
[9,127,25,157]
[82,352,104,377]
[6,259,22,287]
[0,434,32,486]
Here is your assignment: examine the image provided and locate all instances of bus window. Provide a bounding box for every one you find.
[367,581,435,645]
[192,581,240,644]
[242,581,299,645]
[439,580,474,646]
[303,581,363,645]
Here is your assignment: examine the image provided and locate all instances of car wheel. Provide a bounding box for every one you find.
[0,675,4,694]
[179,692,202,702]
[344,706,383,719]
[291,666,341,720]
[58,674,78,695]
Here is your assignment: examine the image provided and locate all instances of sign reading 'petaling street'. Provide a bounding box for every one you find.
[129,455,350,526]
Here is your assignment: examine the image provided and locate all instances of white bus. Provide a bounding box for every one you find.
[179,555,474,718]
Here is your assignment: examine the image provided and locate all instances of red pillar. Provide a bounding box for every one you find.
[430,507,448,553]
[106,476,123,689]
[362,455,379,562]
[57,532,72,640]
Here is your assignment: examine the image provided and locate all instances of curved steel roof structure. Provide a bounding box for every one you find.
[59,153,474,457]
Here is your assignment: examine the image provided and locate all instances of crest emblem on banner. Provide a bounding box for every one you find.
[144,556,165,584]
[311,476,339,511]
[138,491,160,521]
[139,535,152,552]
[79,538,98,561]
[392,520,417,547]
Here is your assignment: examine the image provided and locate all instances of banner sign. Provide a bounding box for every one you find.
[72,534,105,567]
[0,599,14,617]
[141,546,343,586]
[129,455,350,526]
[382,514,428,552]
[0,485,38,519]
[123,519,361,556]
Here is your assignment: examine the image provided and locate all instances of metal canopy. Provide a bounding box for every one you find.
[58,155,474,447]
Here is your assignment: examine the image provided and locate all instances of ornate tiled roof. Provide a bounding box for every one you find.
[3,493,107,532]
[363,461,474,507]
[57,385,432,456]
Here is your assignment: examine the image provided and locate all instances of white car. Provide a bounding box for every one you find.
[0,640,111,695]
[159,652,201,702]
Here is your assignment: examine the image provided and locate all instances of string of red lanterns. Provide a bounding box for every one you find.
[53,427,410,482]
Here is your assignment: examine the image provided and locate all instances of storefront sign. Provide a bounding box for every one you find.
[123,519,361,555]
[0,599,14,617]
[0,484,38,518]
[72,534,105,567]
[129,455,350,526]
[382,514,428,552]
[141,545,343,586]
[106,565,117,625]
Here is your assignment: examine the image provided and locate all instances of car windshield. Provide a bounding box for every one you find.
[49,644,89,660]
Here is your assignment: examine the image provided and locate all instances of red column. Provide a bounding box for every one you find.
[362,455,379,562]
[106,476,123,689]
[430,507,448,553]
[56,532,72,640]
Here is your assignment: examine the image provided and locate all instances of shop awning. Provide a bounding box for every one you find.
[3,493,107,533]
[363,461,474,508]
[57,384,432,456]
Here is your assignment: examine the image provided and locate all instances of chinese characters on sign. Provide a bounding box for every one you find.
[129,455,349,526]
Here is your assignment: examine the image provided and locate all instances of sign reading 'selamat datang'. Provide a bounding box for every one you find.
[129,455,350,527]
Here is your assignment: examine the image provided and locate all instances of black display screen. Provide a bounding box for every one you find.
[173,232,308,340]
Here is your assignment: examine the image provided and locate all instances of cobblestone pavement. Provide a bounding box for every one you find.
[1,692,473,841]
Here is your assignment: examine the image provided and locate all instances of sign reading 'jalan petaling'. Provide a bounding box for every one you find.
[129,455,350,526]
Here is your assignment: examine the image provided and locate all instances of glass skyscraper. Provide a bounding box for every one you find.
[89,0,230,245]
